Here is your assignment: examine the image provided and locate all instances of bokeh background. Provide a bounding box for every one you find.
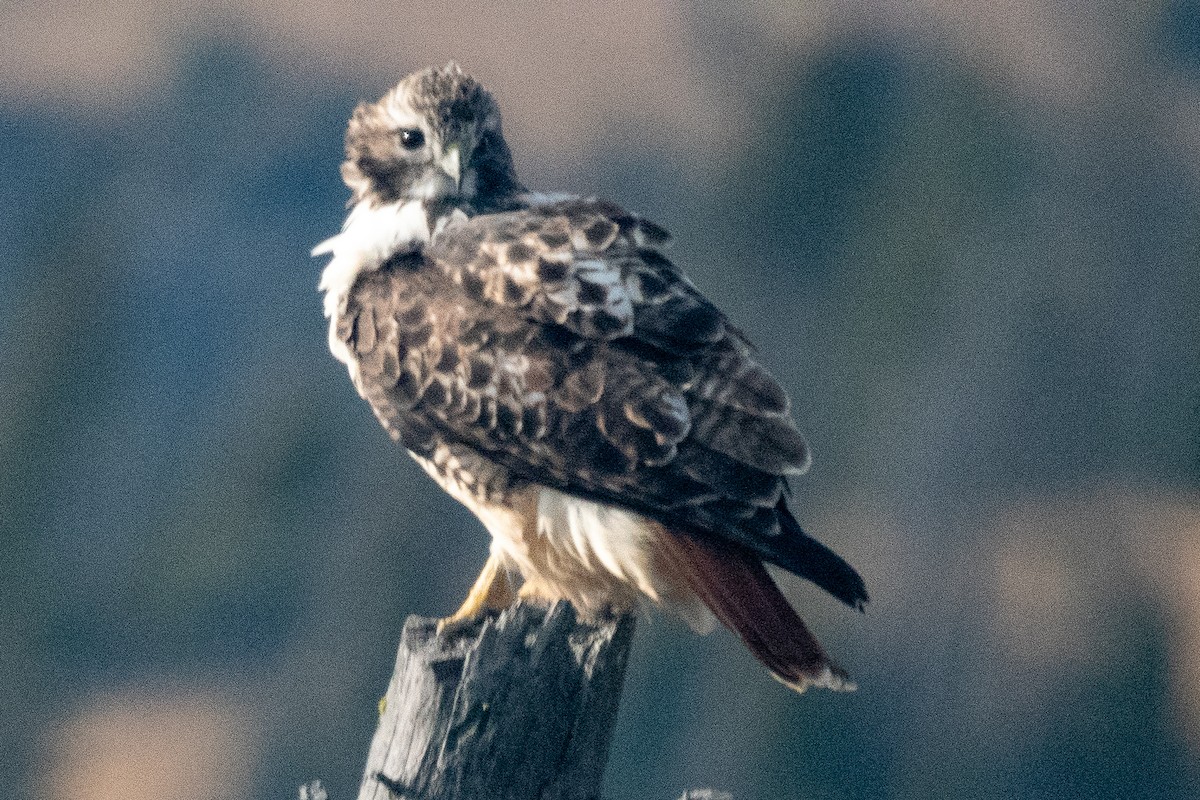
[3,2,1199,798]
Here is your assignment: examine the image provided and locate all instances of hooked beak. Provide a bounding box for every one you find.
[438,144,463,190]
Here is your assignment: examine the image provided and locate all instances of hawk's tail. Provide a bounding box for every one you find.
[659,531,855,693]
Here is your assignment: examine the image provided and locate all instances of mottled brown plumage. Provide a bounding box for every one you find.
[316,64,867,692]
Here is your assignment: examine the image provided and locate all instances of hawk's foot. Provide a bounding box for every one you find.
[436,553,516,635]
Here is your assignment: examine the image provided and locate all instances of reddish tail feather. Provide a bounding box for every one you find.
[660,530,854,692]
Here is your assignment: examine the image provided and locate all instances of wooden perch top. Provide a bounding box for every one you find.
[356,601,636,800]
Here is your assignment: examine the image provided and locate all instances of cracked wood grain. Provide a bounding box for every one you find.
[355,600,636,800]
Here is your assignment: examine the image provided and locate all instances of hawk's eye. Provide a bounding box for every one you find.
[399,129,425,150]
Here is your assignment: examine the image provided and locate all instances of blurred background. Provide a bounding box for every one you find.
[2,2,1199,798]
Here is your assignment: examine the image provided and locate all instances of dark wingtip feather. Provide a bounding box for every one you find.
[772,502,869,611]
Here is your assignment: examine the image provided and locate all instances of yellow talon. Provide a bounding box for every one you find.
[436,553,516,634]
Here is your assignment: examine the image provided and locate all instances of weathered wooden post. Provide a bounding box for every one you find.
[354,600,636,800]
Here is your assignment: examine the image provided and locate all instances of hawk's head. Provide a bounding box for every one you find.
[340,63,523,209]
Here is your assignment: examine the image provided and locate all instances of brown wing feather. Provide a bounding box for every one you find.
[425,198,811,475]
[428,198,726,352]
[339,199,862,605]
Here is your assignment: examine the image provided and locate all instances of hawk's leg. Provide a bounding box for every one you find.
[437,552,516,633]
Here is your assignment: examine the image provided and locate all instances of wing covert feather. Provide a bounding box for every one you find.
[340,198,818,568]
[428,198,725,352]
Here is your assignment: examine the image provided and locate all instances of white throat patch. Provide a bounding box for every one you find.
[314,199,430,314]
[313,199,430,363]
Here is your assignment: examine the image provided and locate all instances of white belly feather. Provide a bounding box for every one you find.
[410,449,712,630]
[525,488,714,631]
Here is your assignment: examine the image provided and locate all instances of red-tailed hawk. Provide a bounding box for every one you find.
[314,64,867,692]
